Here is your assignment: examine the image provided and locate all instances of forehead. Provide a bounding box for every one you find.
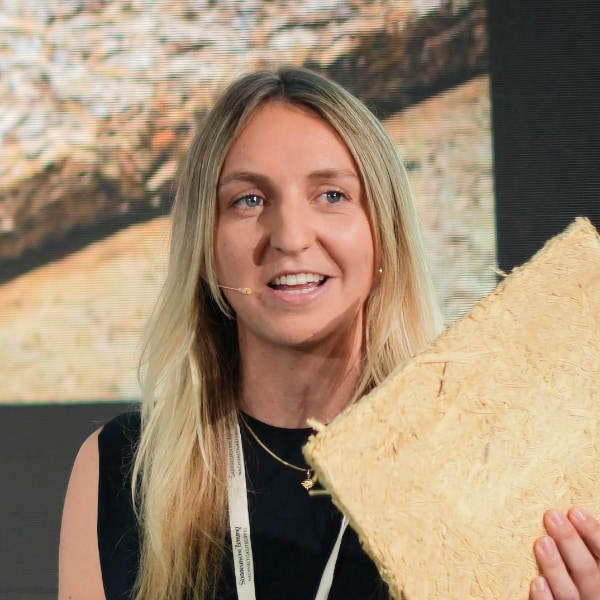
[237,99,328,135]
[220,100,358,177]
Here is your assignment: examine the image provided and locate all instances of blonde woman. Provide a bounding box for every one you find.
[59,67,600,600]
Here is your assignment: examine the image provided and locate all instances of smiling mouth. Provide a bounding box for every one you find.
[268,273,327,294]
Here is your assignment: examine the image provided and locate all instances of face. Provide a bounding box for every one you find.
[215,100,375,352]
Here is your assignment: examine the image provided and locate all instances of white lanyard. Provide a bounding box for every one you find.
[226,420,349,600]
[227,420,255,599]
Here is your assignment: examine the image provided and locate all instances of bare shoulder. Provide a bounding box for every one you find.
[58,427,106,600]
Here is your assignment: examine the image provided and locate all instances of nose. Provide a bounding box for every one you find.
[266,201,315,255]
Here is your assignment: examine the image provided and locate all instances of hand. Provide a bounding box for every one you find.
[530,507,600,600]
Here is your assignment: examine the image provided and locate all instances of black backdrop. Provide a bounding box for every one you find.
[489,0,600,270]
[2,1,600,597]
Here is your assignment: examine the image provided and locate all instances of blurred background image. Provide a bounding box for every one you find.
[0,0,494,405]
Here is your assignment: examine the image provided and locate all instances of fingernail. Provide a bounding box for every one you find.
[549,509,566,526]
[572,507,588,522]
[540,536,555,556]
[532,576,548,592]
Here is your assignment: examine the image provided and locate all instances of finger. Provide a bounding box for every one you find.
[568,507,600,559]
[544,509,600,598]
[530,576,555,600]
[534,534,579,599]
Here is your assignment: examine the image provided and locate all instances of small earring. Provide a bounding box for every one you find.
[377,267,383,274]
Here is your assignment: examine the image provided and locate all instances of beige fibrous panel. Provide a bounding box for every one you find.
[304,218,600,599]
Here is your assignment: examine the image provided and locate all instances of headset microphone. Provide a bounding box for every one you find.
[218,285,253,295]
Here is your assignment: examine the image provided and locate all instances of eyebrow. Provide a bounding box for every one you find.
[218,171,271,189]
[307,168,360,182]
[217,168,360,189]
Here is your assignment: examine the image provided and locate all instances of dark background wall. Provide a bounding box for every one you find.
[489,0,600,271]
[0,403,132,600]
[1,1,600,597]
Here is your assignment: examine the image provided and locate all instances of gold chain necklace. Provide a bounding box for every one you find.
[240,414,315,491]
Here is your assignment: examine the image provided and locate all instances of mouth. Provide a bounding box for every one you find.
[268,273,327,294]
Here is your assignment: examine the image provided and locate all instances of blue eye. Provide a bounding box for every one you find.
[323,191,345,204]
[236,195,263,208]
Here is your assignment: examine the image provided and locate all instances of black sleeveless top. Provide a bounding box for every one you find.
[97,412,389,600]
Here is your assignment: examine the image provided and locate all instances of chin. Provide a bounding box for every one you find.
[274,325,357,353]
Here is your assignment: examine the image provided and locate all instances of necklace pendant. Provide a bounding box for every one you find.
[301,470,315,491]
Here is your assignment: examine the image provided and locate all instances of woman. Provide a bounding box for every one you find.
[59,67,600,600]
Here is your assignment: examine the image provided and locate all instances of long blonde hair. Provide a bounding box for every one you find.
[133,66,441,600]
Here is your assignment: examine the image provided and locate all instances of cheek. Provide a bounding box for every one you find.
[332,222,375,294]
[215,221,262,273]
[348,221,375,270]
[214,228,239,274]
[215,240,237,283]
[353,226,376,292]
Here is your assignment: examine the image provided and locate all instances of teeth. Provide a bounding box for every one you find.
[272,273,325,286]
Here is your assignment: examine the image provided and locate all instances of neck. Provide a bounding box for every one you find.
[237,331,363,429]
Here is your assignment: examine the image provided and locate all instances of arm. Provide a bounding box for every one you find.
[530,507,600,600]
[58,428,106,600]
